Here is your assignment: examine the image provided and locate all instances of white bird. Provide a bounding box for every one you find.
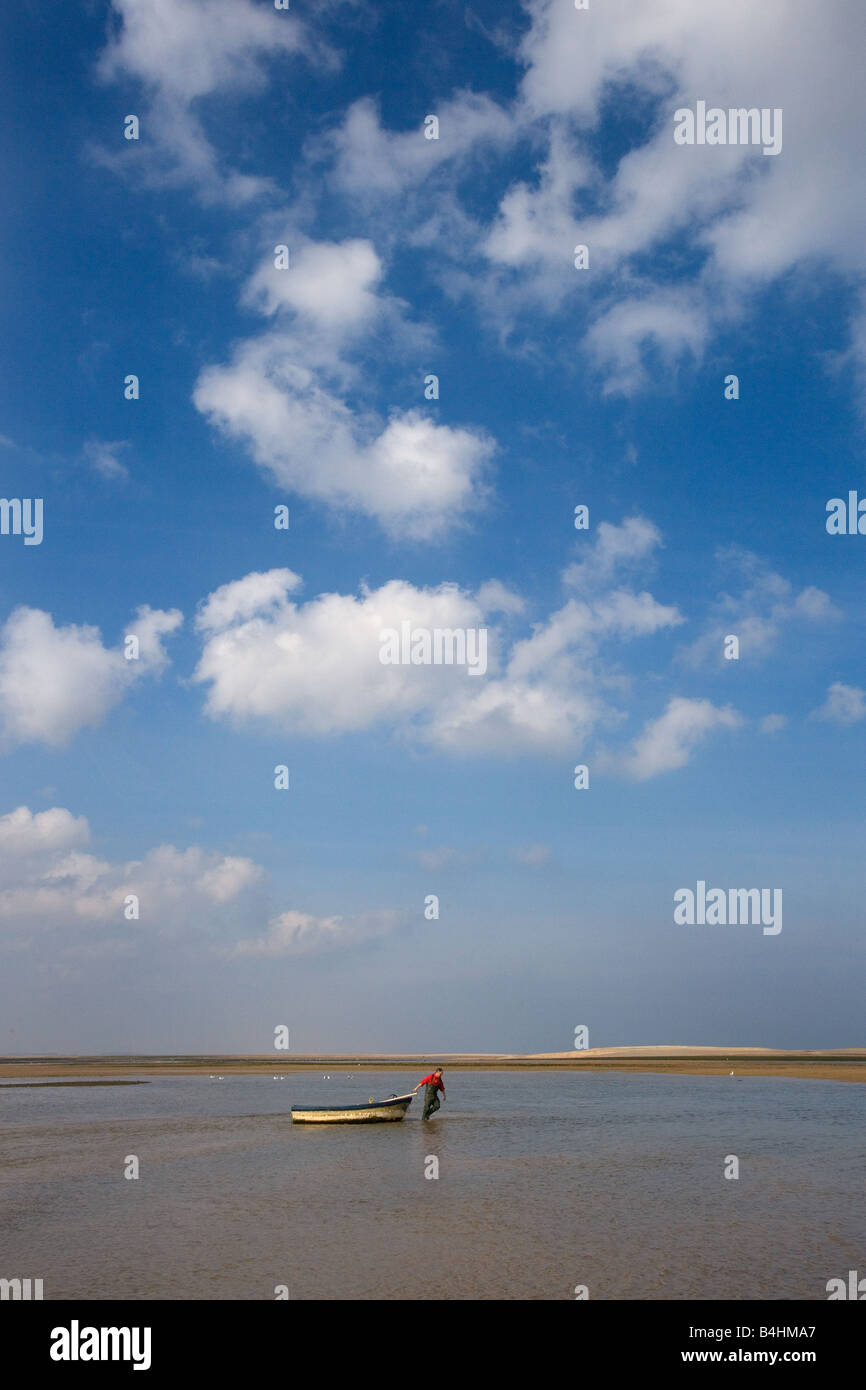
[730,1071,734,1076]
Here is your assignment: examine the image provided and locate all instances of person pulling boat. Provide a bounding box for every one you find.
[413,1067,445,1120]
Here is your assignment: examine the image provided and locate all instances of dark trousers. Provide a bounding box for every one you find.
[422,1084,441,1120]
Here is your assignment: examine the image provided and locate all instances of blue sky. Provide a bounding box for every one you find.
[1,0,864,1053]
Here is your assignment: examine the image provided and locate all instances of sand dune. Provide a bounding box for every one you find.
[528,1045,866,1058]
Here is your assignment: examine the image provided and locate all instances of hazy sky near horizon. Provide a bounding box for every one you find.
[1,0,865,1053]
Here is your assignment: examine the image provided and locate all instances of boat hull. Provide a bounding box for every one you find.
[291,1093,414,1124]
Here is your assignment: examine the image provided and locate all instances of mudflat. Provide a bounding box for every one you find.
[1,1047,864,1083]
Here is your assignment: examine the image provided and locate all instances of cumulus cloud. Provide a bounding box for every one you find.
[242,238,385,329]
[563,517,663,590]
[0,804,402,960]
[582,290,710,397]
[618,697,743,780]
[0,805,90,858]
[323,1,866,399]
[194,570,496,735]
[0,805,262,933]
[96,0,331,203]
[0,604,182,750]
[192,538,684,757]
[322,92,514,198]
[195,227,497,536]
[482,126,591,274]
[813,682,866,726]
[196,569,302,633]
[502,0,866,385]
[194,236,494,537]
[195,335,493,539]
[95,2,866,400]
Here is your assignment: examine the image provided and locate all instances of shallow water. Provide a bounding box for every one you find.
[1,1070,863,1299]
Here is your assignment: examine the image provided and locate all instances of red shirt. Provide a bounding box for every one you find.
[420,1073,445,1093]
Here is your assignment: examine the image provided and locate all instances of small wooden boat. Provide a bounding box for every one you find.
[291,1092,415,1124]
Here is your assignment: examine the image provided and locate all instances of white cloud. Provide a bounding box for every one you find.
[196,569,303,633]
[96,0,331,202]
[563,517,663,590]
[427,677,601,756]
[582,290,710,397]
[793,587,836,621]
[680,550,838,667]
[194,232,493,539]
[813,682,866,726]
[0,805,90,858]
[193,547,684,758]
[194,332,493,539]
[243,238,384,329]
[83,438,130,480]
[0,807,262,932]
[475,580,526,615]
[194,571,493,735]
[619,697,743,780]
[506,589,682,683]
[0,804,401,961]
[333,1,866,398]
[98,1,866,399]
[760,713,788,734]
[514,0,866,270]
[513,843,553,866]
[132,606,184,670]
[231,908,406,958]
[323,92,513,197]
[0,604,182,750]
[483,126,592,274]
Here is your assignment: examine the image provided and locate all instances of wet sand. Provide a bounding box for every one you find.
[2,1047,864,1083]
[4,1069,862,1299]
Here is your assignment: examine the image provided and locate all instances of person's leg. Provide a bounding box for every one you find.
[422,1083,437,1119]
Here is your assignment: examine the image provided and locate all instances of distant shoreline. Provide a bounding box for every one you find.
[2,1048,865,1084]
